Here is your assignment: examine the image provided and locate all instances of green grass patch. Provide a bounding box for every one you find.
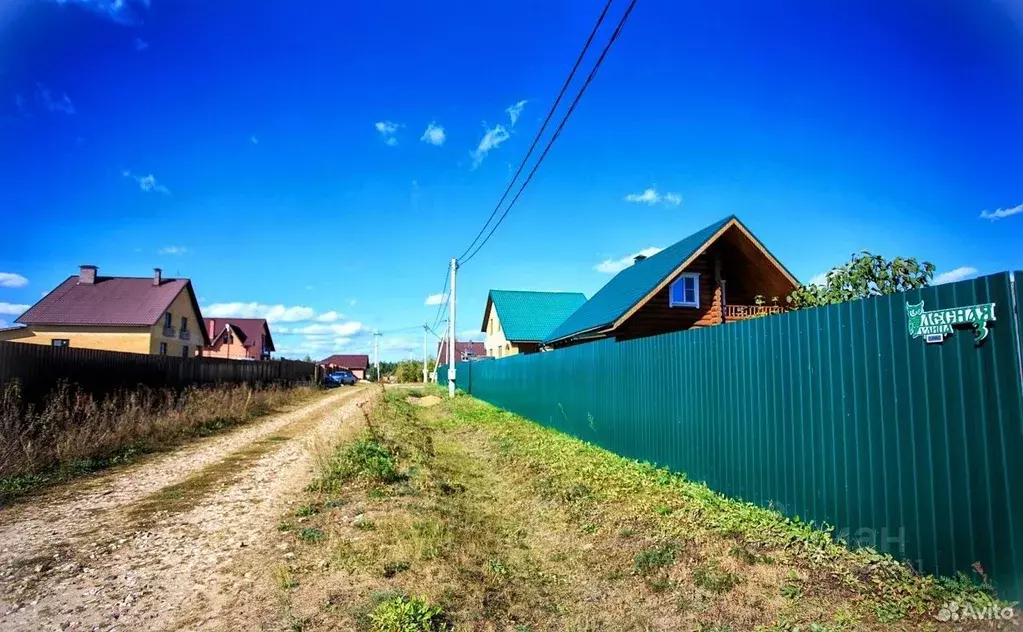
[369,594,449,632]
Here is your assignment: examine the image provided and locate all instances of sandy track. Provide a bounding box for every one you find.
[0,385,376,631]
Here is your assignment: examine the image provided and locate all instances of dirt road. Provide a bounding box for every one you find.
[0,385,375,632]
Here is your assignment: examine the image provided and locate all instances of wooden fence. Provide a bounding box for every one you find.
[0,341,320,403]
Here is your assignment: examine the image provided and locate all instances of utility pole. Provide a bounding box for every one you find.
[373,330,381,382]
[423,323,429,384]
[448,258,457,398]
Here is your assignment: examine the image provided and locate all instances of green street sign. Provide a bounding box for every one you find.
[906,300,996,345]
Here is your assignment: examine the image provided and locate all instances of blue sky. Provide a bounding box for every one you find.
[1,0,1021,360]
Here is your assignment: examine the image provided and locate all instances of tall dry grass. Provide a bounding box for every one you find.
[0,380,313,482]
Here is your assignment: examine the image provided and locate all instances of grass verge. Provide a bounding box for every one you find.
[262,387,1007,631]
[0,381,325,505]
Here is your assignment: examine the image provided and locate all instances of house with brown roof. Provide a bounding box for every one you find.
[436,340,486,363]
[203,318,275,361]
[320,354,370,380]
[0,265,209,357]
[545,216,798,348]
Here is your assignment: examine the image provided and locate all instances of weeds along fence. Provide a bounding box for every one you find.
[440,271,1023,599]
[0,341,320,404]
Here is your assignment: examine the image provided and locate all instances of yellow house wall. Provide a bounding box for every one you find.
[484,306,525,358]
[0,325,151,353]
[149,288,205,357]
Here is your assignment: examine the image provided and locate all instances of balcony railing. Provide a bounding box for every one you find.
[163,326,176,338]
[724,304,785,321]
[179,329,191,341]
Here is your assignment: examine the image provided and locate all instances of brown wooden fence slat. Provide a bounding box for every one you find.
[0,341,318,404]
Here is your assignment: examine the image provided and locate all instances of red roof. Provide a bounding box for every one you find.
[18,274,210,345]
[320,354,370,369]
[204,318,275,353]
[436,340,485,362]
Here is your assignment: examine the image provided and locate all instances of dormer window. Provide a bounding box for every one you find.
[669,273,700,308]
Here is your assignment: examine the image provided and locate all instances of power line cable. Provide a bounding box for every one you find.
[455,0,616,263]
[429,267,451,331]
[459,0,638,267]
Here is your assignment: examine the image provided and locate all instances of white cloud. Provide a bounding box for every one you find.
[134,37,148,51]
[280,322,365,336]
[980,202,1022,221]
[933,266,979,285]
[624,187,683,207]
[203,302,317,323]
[250,135,258,145]
[425,293,444,306]
[420,122,446,146]
[51,0,149,25]
[35,84,75,114]
[458,329,484,341]
[471,124,510,168]
[506,100,527,126]
[158,245,188,255]
[0,320,6,329]
[0,302,30,316]
[375,121,401,146]
[594,247,664,274]
[123,170,170,194]
[348,298,357,306]
[315,311,342,323]
[0,273,28,288]
[807,272,830,287]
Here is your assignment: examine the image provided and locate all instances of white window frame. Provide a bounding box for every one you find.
[669,273,700,308]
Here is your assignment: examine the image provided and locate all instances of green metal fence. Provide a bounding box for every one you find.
[440,271,1023,598]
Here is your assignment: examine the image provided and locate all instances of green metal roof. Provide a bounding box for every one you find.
[484,290,588,342]
[545,215,737,344]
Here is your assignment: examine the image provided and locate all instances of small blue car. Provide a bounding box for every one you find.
[323,370,358,387]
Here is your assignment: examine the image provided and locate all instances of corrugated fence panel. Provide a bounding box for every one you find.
[0,341,318,404]
[439,271,1023,599]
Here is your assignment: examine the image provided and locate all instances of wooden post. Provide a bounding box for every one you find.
[714,250,723,324]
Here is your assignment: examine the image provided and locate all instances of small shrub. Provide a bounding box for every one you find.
[728,545,759,565]
[299,527,325,542]
[295,504,319,517]
[692,561,741,594]
[654,504,674,516]
[354,516,376,530]
[634,542,681,576]
[278,521,294,532]
[383,560,411,578]
[314,431,401,491]
[370,594,449,632]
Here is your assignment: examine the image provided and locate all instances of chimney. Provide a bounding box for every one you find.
[208,319,216,341]
[79,265,97,285]
[633,254,648,263]
[153,268,162,286]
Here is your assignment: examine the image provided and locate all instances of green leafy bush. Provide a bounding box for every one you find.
[314,431,401,490]
[370,595,449,631]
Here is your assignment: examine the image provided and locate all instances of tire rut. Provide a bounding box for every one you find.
[0,385,375,631]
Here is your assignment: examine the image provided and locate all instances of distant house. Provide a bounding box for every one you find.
[0,265,209,356]
[545,215,798,348]
[436,340,486,363]
[320,354,370,380]
[204,318,274,361]
[481,290,587,358]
